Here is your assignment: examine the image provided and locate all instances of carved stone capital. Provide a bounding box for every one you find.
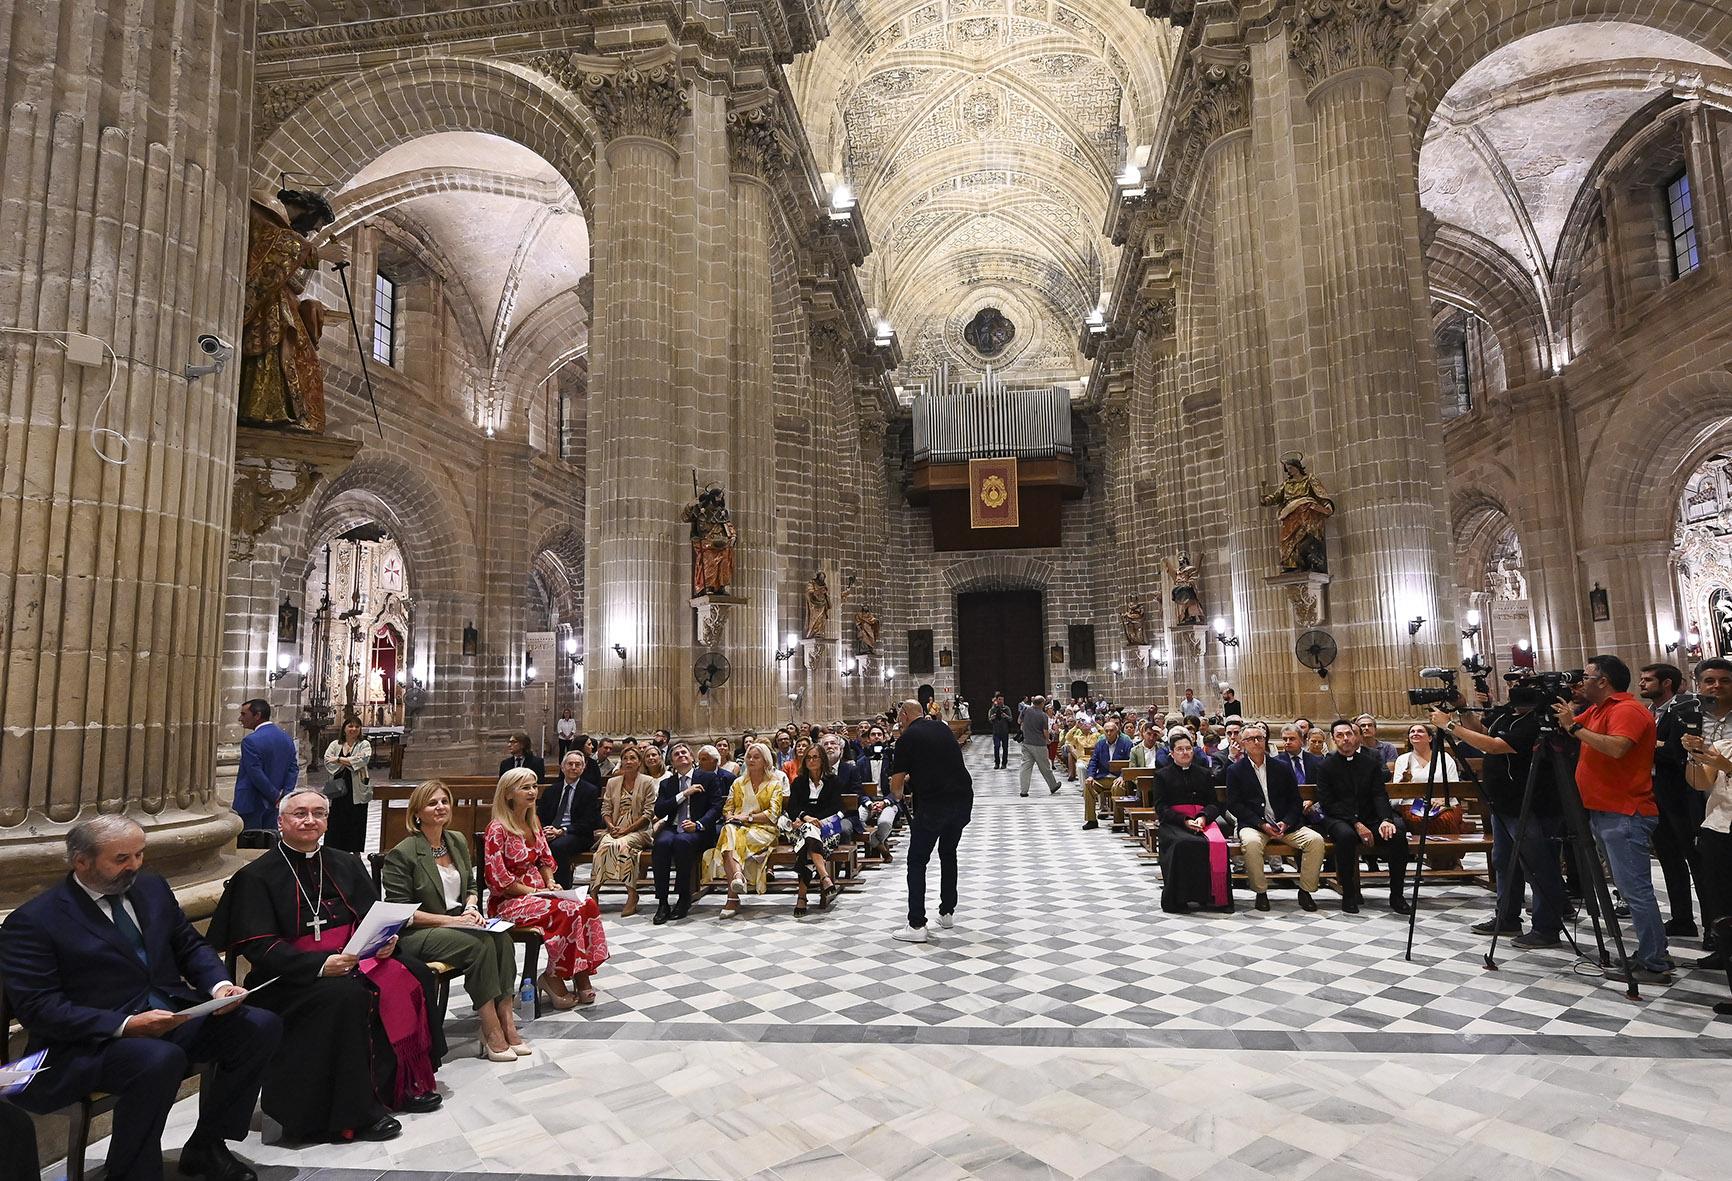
[254,79,335,149]
[1288,0,1414,88]
[727,103,791,179]
[1135,298,1176,341]
[1143,0,1197,25]
[1183,53,1253,144]
[536,52,689,144]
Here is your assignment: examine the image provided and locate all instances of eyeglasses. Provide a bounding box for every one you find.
[284,809,329,821]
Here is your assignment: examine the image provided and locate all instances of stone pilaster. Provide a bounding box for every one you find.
[579,53,690,734]
[0,0,252,902]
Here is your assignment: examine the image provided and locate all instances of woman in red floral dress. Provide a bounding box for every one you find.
[485,767,608,1009]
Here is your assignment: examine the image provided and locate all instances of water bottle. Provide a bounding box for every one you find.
[519,976,536,1005]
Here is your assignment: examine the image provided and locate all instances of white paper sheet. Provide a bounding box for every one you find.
[341,900,423,958]
[174,976,277,1020]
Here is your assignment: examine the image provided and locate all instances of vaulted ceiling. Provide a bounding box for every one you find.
[792,0,1176,387]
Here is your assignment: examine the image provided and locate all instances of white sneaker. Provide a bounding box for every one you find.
[937,913,954,929]
[893,925,930,943]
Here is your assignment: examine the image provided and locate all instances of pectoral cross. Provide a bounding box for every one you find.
[310,909,325,940]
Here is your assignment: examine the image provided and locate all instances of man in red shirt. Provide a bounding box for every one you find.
[1553,653,1670,982]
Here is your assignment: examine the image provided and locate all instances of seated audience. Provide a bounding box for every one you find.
[593,736,619,780]
[383,779,526,1062]
[1,816,280,1181]
[640,745,667,783]
[781,735,812,782]
[1355,714,1399,773]
[1129,719,1165,769]
[1155,735,1232,913]
[716,735,742,778]
[209,789,443,1145]
[652,743,728,923]
[784,744,844,914]
[1225,724,1323,912]
[1060,714,1092,781]
[817,731,865,843]
[1315,720,1411,915]
[498,731,546,784]
[592,746,657,915]
[706,742,787,916]
[1305,729,1328,757]
[855,722,900,857]
[1277,725,1325,785]
[483,768,608,1009]
[1393,723,1464,783]
[1082,718,1132,830]
[320,715,372,853]
[538,750,604,888]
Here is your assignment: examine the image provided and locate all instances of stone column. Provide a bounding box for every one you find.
[575,56,690,735]
[723,105,783,729]
[1290,0,1453,712]
[0,0,251,902]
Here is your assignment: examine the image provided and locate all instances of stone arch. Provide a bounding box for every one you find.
[1401,0,1732,144]
[942,553,1055,593]
[1451,489,1520,590]
[254,56,602,209]
[292,453,481,595]
[1583,370,1732,543]
[1426,225,1552,388]
[529,520,586,627]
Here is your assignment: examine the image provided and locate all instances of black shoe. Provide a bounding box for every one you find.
[351,1116,402,1142]
[1081,821,1099,831]
[1343,899,1361,914]
[1512,930,1562,949]
[1606,965,1675,986]
[1692,952,1728,971]
[179,1139,257,1181]
[1472,918,1522,936]
[671,899,691,920]
[399,1092,442,1114]
[652,903,672,925]
[1254,893,1270,912]
[1390,894,1413,916]
[1665,918,1699,938]
[1297,891,1318,912]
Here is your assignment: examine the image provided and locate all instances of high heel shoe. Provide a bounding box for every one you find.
[536,972,579,1011]
[478,1042,518,1063]
[509,1042,533,1057]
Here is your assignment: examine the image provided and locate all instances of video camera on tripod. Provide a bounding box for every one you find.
[1406,658,1502,708]
[1501,668,1585,723]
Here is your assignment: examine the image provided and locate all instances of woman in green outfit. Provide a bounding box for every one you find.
[383,780,528,1062]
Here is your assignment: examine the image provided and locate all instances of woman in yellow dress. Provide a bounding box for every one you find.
[704,743,785,917]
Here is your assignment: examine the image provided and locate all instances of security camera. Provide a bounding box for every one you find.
[184,333,234,380]
[197,334,234,361]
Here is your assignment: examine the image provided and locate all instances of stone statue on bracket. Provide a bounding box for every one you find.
[681,478,737,596]
[1163,552,1207,626]
[239,190,337,433]
[803,571,831,639]
[1259,451,1335,574]
[1121,599,1148,647]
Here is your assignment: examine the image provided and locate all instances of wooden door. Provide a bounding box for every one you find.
[956,590,1044,723]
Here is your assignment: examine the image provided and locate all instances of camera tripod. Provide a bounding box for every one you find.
[1478,712,1641,1000]
[1400,721,1482,961]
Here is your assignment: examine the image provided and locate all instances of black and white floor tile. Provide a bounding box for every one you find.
[123,742,1732,1179]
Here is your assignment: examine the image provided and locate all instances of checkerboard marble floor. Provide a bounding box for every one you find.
[123,741,1732,1179]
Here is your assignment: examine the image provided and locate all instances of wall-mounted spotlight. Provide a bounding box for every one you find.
[1109,660,1123,677]
[523,662,538,686]
[267,651,294,684]
[880,665,895,682]
[1407,616,1427,638]
[775,631,799,662]
[612,643,627,661]
[1212,617,1239,648]
[1461,608,1482,641]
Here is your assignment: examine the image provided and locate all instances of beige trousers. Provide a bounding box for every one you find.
[1238,825,1325,892]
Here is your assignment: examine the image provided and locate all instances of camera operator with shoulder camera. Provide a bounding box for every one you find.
[1430,684,1568,948]
[1642,662,1708,941]
[1552,654,1670,983]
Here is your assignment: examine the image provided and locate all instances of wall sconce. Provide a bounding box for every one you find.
[267,651,294,684]
[1407,616,1427,638]
[829,183,856,214]
[1212,617,1239,648]
[840,656,859,678]
[523,662,538,686]
[612,643,627,661]
[880,665,895,682]
[1665,628,1683,654]
[775,631,799,663]
[1109,660,1123,677]
[1461,608,1482,641]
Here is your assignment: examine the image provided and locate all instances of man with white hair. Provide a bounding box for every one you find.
[0,815,281,1181]
[651,742,729,923]
[891,700,974,942]
[1018,694,1062,797]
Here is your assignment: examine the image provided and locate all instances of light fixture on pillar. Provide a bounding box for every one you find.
[1109,660,1123,678]
[829,183,855,214]
[523,660,538,686]
[1211,617,1239,648]
[1665,628,1683,654]
[1688,627,1704,660]
[1407,616,1427,638]
[612,643,627,662]
[840,656,859,678]
[1461,608,1482,641]
[881,665,895,683]
[1085,306,1107,336]
[775,632,799,663]
[267,651,294,684]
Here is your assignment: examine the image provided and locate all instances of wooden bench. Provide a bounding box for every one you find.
[374,778,496,852]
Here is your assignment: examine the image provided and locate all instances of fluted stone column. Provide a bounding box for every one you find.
[1290,0,1452,712]
[0,0,251,901]
[580,59,689,735]
[724,106,782,728]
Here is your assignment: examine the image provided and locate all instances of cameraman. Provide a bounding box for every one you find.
[1642,662,1706,939]
[1553,654,1670,983]
[1431,686,1567,947]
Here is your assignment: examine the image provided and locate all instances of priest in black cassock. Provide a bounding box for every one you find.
[208,789,446,1143]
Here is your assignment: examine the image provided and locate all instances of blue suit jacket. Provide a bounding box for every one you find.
[235,722,299,819]
[1087,735,1133,780]
[1272,749,1326,786]
[0,872,228,1054]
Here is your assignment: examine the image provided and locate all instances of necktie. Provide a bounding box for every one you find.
[1290,754,1305,784]
[676,776,691,826]
[107,896,173,1010]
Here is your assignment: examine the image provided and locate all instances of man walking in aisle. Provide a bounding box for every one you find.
[890,700,974,942]
[987,691,1015,769]
[1018,694,1062,797]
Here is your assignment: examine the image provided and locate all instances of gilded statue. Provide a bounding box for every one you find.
[1259,452,1336,574]
[1163,552,1207,626]
[803,571,831,639]
[854,608,880,655]
[239,190,337,432]
[1121,599,1148,647]
[681,481,737,596]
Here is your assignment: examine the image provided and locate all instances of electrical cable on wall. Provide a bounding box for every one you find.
[0,325,127,465]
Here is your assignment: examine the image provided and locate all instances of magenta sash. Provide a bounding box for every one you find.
[291,922,435,1106]
[1171,804,1230,907]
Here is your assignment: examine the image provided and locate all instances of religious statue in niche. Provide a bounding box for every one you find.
[963,307,1016,358]
[803,571,831,639]
[239,189,337,432]
[1163,551,1207,626]
[1259,451,1336,574]
[681,478,737,597]
[1121,599,1148,647]
[854,608,880,655]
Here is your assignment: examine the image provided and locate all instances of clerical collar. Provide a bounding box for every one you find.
[279,841,322,859]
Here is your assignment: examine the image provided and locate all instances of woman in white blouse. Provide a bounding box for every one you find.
[322,716,372,852]
[1393,723,1464,783]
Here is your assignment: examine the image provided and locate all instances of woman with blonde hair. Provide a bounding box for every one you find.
[593,745,657,916]
[705,742,786,917]
[483,766,608,1009]
[384,780,526,1060]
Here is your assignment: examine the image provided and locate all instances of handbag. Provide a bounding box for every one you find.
[1407,798,1465,870]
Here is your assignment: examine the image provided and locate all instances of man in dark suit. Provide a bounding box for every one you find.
[1314,718,1411,915]
[1225,724,1324,911]
[498,731,547,784]
[234,698,298,831]
[538,750,603,888]
[853,722,899,857]
[0,816,282,1181]
[651,743,729,923]
[1277,725,1326,785]
[818,732,864,841]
